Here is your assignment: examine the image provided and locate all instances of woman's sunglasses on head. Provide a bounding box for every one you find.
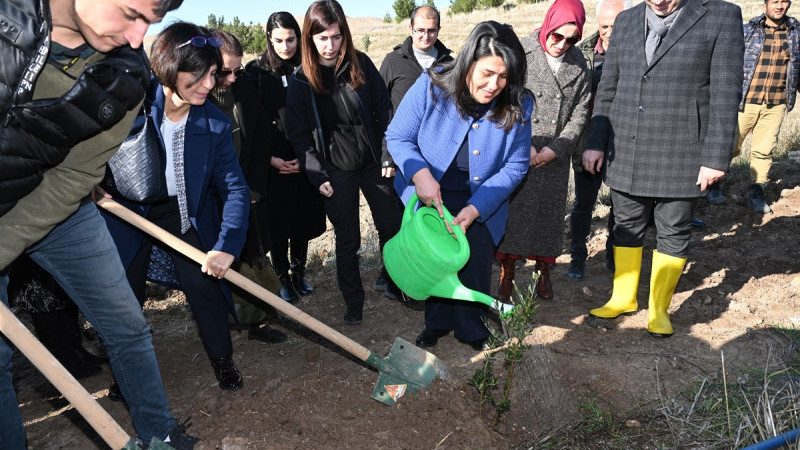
[176,36,223,50]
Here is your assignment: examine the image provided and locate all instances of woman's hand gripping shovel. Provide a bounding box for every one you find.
[96,197,447,406]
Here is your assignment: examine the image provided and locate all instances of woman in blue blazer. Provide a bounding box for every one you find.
[102,23,250,391]
[386,21,533,351]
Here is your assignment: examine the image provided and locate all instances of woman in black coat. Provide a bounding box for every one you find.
[239,12,326,302]
[285,0,402,325]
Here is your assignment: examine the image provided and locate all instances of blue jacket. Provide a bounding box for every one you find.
[742,14,800,111]
[386,72,533,245]
[103,81,250,272]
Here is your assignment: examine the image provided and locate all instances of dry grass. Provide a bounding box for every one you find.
[655,329,800,449]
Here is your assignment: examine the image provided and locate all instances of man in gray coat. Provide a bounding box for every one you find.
[582,0,744,337]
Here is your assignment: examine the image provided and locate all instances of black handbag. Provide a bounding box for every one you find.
[102,102,168,203]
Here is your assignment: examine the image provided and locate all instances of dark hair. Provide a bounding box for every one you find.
[259,11,302,73]
[150,22,222,91]
[153,0,184,17]
[429,21,528,132]
[410,5,440,29]
[301,0,364,94]
[212,29,243,57]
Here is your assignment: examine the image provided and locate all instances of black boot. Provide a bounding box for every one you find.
[290,259,313,296]
[749,183,772,213]
[373,267,389,291]
[278,272,298,303]
[343,301,363,325]
[107,376,124,402]
[210,354,243,390]
[30,306,106,379]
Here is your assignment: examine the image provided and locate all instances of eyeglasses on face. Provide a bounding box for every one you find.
[413,27,439,35]
[549,32,579,46]
[175,36,223,50]
[219,66,245,78]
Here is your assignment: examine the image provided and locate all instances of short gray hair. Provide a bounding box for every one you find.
[595,0,632,19]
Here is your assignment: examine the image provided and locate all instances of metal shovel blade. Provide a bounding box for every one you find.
[369,337,448,406]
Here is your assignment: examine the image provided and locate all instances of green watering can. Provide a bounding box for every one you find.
[384,193,514,317]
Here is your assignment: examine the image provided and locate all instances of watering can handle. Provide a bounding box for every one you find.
[406,193,470,262]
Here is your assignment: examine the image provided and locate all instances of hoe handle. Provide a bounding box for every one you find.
[0,301,131,449]
[96,197,373,363]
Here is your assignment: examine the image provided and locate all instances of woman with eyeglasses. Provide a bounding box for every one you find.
[386,21,533,350]
[101,22,250,391]
[286,0,402,325]
[238,12,326,304]
[495,0,591,302]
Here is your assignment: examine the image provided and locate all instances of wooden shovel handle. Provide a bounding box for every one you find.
[95,197,373,363]
[0,301,131,449]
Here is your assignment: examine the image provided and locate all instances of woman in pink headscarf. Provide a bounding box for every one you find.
[495,0,591,302]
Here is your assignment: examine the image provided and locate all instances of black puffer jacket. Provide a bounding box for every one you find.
[0,0,151,216]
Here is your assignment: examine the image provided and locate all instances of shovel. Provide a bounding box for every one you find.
[0,301,175,449]
[96,197,447,406]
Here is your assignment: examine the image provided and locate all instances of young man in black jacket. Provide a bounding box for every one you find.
[379,6,453,114]
[0,0,197,448]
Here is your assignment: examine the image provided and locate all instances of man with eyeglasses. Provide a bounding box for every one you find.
[582,0,743,338]
[380,5,453,115]
[374,5,453,294]
[0,0,198,448]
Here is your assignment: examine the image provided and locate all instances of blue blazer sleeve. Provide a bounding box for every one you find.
[385,74,436,191]
[206,112,250,257]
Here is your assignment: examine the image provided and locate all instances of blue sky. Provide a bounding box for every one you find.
[148,0,449,35]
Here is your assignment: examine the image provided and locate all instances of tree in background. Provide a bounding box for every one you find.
[207,14,267,54]
[362,34,372,52]
[448,0,478,15]
[392,0,416,23]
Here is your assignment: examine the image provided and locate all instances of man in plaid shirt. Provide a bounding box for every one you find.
[708,0,800,212]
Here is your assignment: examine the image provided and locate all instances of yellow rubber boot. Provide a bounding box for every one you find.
[647,250,687,338]
[589,246,643,319]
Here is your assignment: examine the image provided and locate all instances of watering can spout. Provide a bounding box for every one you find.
[429,276,515,317]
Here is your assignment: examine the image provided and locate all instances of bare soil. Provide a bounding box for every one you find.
[12,158,800,449]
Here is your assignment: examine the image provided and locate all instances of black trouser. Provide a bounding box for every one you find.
[569,169,614,263]
[126,197,233,359]
[270,239,309,274]
[610,189,697,258]
[323,163,401,307]
[425,188,492,343]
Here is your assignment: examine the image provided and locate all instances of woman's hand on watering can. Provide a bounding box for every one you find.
[319,181,334,198]
[411,168,444,217]
[452,204,480,234]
